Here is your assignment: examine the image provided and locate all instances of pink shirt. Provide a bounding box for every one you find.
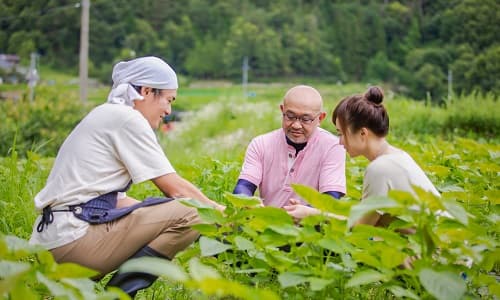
[238,128,346,207]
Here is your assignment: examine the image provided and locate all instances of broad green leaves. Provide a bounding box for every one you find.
[199,236,231,257]
[0,234,122,300]
[419,269,466,300]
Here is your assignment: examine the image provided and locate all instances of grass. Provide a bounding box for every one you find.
[0,69,498,299]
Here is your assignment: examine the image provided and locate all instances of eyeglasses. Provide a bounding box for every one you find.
[282,111,321,125]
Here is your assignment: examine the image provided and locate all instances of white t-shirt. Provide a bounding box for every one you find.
[363,151,439,199]
[30,103,175,249]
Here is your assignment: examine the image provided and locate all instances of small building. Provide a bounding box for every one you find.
[0,54,20,71]
[0,54,22,84]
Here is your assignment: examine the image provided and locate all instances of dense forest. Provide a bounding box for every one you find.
[0,0,499,100]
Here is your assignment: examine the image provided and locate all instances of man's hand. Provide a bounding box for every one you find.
[283,198,320,223]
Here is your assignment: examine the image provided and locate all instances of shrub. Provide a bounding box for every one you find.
[0,86,91,157]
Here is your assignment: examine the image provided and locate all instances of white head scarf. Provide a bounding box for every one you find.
[107,56,178,107]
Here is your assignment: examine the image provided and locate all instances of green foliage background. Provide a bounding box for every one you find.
[1,0,499,99]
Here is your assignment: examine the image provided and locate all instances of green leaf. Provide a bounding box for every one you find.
[350,225,408,248]
[191,223,219,235]
[258,229,293,248]
[265,249,298,267]
[348,196,399,227]
[414,186,445,211]
[387,190,419,206]
[278,272,308,288]
[379,247,407,269]
[0,260,30,278]
[37,272,77,299]
[10,282,38,300]
[54,262,99,279]
[189,258,220,281]
[224,193,262,208]
[387,285,419,300]
[267,224,300,236]
[4,235,43,257]
[60,277,99,300]
[234,236,255,251]
[439,185,465,192]
[244,207,293,231]
[419,268,466,300]
[198,207,226,224]
[179,198,214,209]
[121,257,189,282]
[442,200,468,225]
[308,277,333,291]
[346,269,389,287]
[292,184,354,216]
[199,236,231,257]
[350,251,381,269]
[196,277,280,300]
[317,238,345,253]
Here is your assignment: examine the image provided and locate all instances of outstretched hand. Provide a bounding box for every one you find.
[283,198,320,223]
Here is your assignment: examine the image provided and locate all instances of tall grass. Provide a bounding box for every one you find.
[0,148,51,238]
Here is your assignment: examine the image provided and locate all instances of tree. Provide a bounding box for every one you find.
[467,45,500,94]
[441,0,500,52]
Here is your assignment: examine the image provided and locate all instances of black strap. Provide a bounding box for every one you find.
[36,206,71,232]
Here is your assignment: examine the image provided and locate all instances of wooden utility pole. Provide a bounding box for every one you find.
[79,0,89,103]
[242,56,249,98]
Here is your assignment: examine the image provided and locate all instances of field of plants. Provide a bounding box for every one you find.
[0,79,498,299]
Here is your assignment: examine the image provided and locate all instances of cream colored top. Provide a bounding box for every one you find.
[30,104,175,249]
[363,151,439,199]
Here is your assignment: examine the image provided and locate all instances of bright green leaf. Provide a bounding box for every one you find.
[189,258,220,281]
[121,257,189,282]
[60,277,98,300]
[224,193,262,208]
[37,272,77,299]
[419,268,466,300]
[388,285,419,300]
[10,282,38,300]
[234,236,255,251]
[54,262,99,279]
[348,196,399,228]
[198,207,226,224]
[308,277,333,291]
[442,200,468,225]
[267,224,300,236]
[292,184,353,216]
[199,236,231,257]
[278,272,308,288]
[179,198,214,209]
[191,223,219,235]
[346,269,389,287]
[0,260,30,278]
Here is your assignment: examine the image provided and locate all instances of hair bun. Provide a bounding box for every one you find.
[365,86,384,104]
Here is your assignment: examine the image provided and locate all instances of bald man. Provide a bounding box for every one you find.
[233,85,346,209]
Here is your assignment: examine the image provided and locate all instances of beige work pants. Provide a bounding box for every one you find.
[50,200,200,277]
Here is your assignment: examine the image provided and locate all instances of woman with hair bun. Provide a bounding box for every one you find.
[332,86,439,226]
[286,86,439,227]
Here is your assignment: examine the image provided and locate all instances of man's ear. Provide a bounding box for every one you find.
[141,87,151,96]
[280,104,284,113]
[318,111,327,122]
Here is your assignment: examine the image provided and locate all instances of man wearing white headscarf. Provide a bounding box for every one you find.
[29,56,223,297]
